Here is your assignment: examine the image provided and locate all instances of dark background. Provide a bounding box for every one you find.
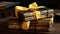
[1,0,60,9]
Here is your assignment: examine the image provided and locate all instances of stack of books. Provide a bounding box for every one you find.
[0,2,20,18]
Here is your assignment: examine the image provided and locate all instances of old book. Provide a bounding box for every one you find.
[8,22,19,29]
